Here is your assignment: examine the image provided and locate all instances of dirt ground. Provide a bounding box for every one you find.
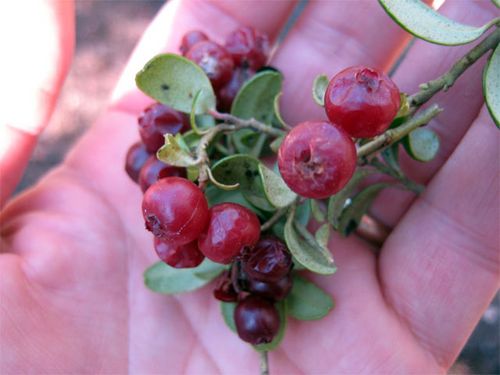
[15,1,499,373]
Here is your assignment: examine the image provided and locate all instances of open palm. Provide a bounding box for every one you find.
[1,1,498,374]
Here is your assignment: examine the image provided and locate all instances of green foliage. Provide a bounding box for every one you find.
[312,74,329,106]
[258,164,296,208]
[286,274,334,320]
[484,43,500,127]
[157,134,198,167]
[220,302,237,332]
[284,209,336,275]
[379,0,500,46]
[403,127,440,162]
[144,260,225,294]
[136,54,216,113]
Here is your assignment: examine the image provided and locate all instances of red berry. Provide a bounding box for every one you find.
[142,177,209,245]
[217,67,256,112]
[242,237,292,283]
[180,30,209,56]
[234,295,280,345]
[225,26,269,70]
[278,121,356,199]
[125,142,151,183]
[198,203,260,264]
[324,66,400,138]
[213,270,238,302]
[186,41,234,89]
[139,155,187,193]
[154,237,204,268]
[138,103,190,153]
[247,274,293,302]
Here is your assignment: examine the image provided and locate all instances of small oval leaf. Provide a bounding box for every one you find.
[315,223,330,249]
[273,93,288,129]
[157,134,198,167]
[403,127,440,162]
[144,259,225,294]
[258,164,297,208]
[284,210,336,275]
[312,74,329,106]
[136,54,216,114]
[286,275,334,320]
[484,43,500,127]
[310,199,326,223]
[338,183,390,236]
[379,0,500,46]
[190,90,214,135]
[220,302,237,332]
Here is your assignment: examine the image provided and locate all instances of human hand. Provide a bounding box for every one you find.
[1,1,498,373]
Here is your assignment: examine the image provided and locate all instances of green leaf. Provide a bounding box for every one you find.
[310,199,326,222]
[136,54,216,113]
[181,130,202,152]
[394,93,410,121]
[286,275,334,320]
[157,134,198,167]
[312,74,329,106]
[315,223,330,249]
[190,90,215,135]
[327,168,377,229]
[204,185,266,219]
[379,0,500,46]
[493,0,500,8]
[381,144,403,176]
[403,127,440,162]
[295,199,311,226]
[258,164,297,208]
[144,259,225,294]
[211,155,275,211]
[338,183,390,236]
[231,71,283,155]
[273,93,288,129]
[284,210,336,275]
[484,43,500,127]
[220,302,237,332]
[270,135,284,153]
[254,301,287,352]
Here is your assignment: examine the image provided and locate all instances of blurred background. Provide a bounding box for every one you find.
[14,1,499,373]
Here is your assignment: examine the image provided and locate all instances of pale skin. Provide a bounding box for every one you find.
[0,1,499,373]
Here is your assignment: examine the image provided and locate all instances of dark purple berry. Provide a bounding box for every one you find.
[242,237,292,283]
[234,295,280,345]
[247,274,293,301]
[213,271,238,302]
[217,67,255,112]
[139,155,187,192]
[225,26,269,70]
[125,142,151,183]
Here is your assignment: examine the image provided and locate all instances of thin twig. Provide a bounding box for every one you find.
[260,351,269,375]
[208,110,285,138]
[260,207,288,232]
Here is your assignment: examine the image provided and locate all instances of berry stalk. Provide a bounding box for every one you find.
[260,351,269,375]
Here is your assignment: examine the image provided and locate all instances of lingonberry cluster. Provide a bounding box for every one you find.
[278,66,400,199]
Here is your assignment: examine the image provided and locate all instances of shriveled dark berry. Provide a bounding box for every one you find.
[139,155,186,192]
[324,66,400,138]
[234,295,280,345]
[154,237,204,268]
[142,177,209,245]
[125,142,151,183]
[186,41,234,89]
[198,203,260,264]
[213,271,238,302]
[247,273,293,301]
[225,26,269,70]
[241,237,292,283]
[138,103,190,153]
[180,30,209,56]
[278,121,356,199]
[217,67,255,112]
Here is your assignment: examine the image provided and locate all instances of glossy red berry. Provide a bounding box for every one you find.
[324,66,400,138]
[142,177,209,245]
[180,30,209,56]
[234,295,280,345]
[278,121,356,199]
[138,103,190,153]
[125,142,151,183]
[242,237,292,283]
[225,26,269,70]
[186,41,234,89]
[213,271,238,302]
[154,237,204,268]
[139,155,187,192]
[247,274,293,302]
[217,67,255,112]
[198,203,260,264]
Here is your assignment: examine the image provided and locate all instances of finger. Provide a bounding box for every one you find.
[380,106,500,369]
[0,0,74,207]
[370,0,498,226]
[271,0,414,125]
[110,0,297,116]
